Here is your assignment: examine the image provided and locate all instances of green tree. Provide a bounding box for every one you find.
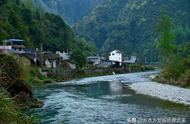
[70,38,96,68]
[21,8,32,24]
[157,14,175,67]
[71,49,86,68]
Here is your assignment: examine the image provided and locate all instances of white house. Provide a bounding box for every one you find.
[109,50,122,66]
[44,59,57,68]
[56,51,70,60]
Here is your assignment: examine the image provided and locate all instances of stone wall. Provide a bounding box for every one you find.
[46,64,151,81]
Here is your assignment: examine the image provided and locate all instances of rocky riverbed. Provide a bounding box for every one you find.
[129,81,190,106]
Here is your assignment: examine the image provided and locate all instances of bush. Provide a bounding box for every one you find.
[179,70,190,87]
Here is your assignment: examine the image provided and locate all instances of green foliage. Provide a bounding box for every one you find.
[0,0,75,51]
[41,0,101,25]
[178,42,190,58]
[75,0,190,62]
[164,56,184,79]
[0,0,96,67]
[70,38,96,68]
[71,49,86,68]
[157,14,175,66]
[157,13,190,87]
[0,88,36,124]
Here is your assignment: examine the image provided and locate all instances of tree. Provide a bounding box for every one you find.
[21,8,32,24]
[157,13,175,67]
[70,38,96,68]
[71,49,86,68]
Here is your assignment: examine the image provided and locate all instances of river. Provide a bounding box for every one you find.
[29,71,190,124]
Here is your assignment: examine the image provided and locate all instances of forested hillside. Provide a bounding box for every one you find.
[75,0,190,62]
[40,0,101,25]
[0,0,96,56]
[0,0,75,51]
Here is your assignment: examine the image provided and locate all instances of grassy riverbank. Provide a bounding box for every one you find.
[0,54,44,123]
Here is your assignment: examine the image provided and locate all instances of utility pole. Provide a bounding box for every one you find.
[40,43,43,68]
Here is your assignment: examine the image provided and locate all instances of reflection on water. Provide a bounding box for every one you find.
[110,81,123,95]
[29,72,190,124]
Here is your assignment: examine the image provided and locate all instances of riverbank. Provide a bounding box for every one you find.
[129,81,190,106]
[154,70,190,88]
[129,73,190,106]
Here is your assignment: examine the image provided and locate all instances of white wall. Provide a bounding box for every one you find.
[45,59,51,68]
[56,51,70,60]
[109,50,122,63]
[52,60,56,68]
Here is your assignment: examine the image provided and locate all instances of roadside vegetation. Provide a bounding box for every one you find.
[156,13,190,87]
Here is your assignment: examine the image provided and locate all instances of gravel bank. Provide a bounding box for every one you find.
[129,81,190,106]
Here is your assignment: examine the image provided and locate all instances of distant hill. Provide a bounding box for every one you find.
[75,0,190,62]
[39,0,101,25]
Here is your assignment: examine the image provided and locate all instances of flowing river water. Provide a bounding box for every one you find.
[29,71,190,124]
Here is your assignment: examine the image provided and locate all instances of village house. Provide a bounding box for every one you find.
[42,52,59,68]
[123,56,137,64]
[56,51,70,60]
[0,39,75,70]
[86,56,101,66]
[2,39,26,54]
[21,51,59,69]
[109,50,122,66]
[86,55,113,68]
[99,60,112,68]
[56,51,76,69]
[21,51,76,69]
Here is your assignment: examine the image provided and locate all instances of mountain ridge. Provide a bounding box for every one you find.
[39,0,101,25]
[74,0,190,62]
